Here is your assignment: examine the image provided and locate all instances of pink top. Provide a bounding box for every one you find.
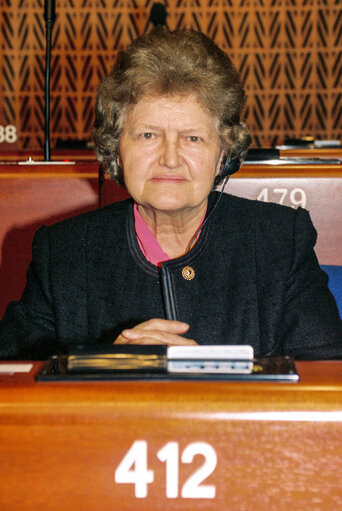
[134,204,170,266]
[134,203,206,266]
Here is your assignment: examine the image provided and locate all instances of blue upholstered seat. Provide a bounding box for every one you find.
[321,265,342,318]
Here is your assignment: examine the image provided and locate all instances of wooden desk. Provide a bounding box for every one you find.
[0,149,97,162]
[1,361,342,510]
[227,163,342,265]
[279,147,342,159]
[0,162,100,317]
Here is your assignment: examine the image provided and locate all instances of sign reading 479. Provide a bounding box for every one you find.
[114,440,217,499]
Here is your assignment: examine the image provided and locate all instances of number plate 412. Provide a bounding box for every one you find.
[114,440,217,499]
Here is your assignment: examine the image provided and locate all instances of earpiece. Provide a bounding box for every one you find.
[214,156,241,187]
[187,156,241,252]
[220,157,241,178]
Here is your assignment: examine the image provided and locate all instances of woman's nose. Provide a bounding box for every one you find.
[159,137,181,168]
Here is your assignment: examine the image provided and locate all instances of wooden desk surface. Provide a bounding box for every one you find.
[236,162,342,177]
[279,147,342,159]
[1,361,342,510]
[0,149,97,162]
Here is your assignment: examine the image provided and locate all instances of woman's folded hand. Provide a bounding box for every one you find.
[114,318,198,346]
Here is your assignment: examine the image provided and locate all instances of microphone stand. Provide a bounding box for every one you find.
[19,0,74,166]
[44,0,55,161]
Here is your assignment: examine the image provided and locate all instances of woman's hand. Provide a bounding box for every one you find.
[114,318,198,346]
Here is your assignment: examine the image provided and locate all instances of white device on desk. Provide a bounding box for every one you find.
[167,345,254,374]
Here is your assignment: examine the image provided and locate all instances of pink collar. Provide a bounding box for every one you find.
[133,203,206,266]
[134,204,170,266]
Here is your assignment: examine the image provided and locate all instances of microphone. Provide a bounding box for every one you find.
[44,0,56,23]
[150,3,167,27]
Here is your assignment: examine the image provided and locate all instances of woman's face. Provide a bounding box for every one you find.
[119,94,223,215]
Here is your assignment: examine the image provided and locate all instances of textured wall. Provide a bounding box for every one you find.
[0,0,341,150]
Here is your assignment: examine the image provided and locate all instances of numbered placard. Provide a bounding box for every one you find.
[256,187,307,208]
[0,125,17,144]
[114,440,217,499]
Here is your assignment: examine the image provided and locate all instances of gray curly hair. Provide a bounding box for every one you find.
[92,27,251,185]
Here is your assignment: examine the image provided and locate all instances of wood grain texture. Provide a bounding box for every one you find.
[0,361,342,510]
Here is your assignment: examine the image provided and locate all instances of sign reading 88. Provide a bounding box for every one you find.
[0,125,17,144]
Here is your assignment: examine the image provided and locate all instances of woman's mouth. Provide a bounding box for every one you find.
[150,175,187,183]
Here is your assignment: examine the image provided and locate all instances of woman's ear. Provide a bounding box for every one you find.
[215,150,226,177]
[116,154,123,169]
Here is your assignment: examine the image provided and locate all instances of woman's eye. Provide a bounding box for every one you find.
[141,132,154,139]
[188,136,201,142]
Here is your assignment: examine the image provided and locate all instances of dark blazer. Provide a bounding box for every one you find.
[0,193,341,360]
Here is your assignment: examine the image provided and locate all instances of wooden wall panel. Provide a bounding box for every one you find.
[0,0,341,152]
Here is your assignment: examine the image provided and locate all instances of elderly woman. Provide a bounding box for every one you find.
[0,28,341,360]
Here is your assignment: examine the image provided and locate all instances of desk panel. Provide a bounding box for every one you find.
[228,164,342,265]
[0,163,100,317]
[0,362,342,510]
[279,147,342,159]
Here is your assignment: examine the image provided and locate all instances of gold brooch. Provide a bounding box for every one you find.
[182,266,195,280]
